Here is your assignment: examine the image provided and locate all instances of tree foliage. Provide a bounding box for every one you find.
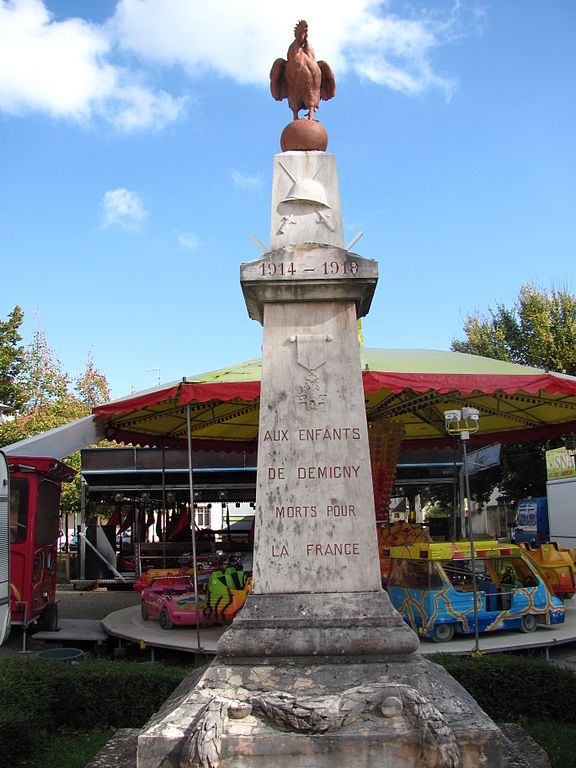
[0,306,25,410]
[75,352,110,408]
[497,440,553,502]
[451,283,576,504]
[0,317,110,514]
[453,284,576,375]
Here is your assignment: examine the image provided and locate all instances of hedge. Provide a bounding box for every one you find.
[433,652,576,724]
[0,659,189,766]
[2,653,575,766]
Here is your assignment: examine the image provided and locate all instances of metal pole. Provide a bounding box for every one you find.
[459,467,466,539]
[161,446,167,567]
[80,479,87,580]
[78,532,126,581]
[452,444,458,541]
[187,403,202,652]
[462,438,480,653]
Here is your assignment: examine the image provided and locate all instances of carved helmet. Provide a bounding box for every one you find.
[282,177,330,207]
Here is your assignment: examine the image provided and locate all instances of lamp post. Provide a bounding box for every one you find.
[444,406,481,653]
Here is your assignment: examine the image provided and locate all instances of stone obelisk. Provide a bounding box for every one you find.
[137,22,504,768]
[221,145,419,661]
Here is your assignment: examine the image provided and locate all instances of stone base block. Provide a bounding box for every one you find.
[137,656,502,768]
[217,591,420,660]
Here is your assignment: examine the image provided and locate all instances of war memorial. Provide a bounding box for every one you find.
[136,22,504,768]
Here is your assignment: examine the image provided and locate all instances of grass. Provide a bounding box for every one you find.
[26,717,576,768]
[524,721,576,768]
[22,730,114,768]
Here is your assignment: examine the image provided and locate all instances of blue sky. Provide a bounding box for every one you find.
[1,0,574,400]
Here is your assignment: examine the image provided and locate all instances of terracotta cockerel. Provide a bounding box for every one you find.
[270,20,336,121]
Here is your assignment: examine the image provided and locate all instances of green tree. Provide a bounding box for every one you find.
[19,325,70,417]
[75,351,110,408]
[497,440,552,502]
[0,326,110,515]
[60,354,111,515]
[452,283,576,503]
[0,305,25,410]
[453,284,576,375]
[0,325,72,445]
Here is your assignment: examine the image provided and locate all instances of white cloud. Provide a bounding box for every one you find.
[111,0,465,98]
[102,188,147,229]
[0,0,186,129]
[101,84,185,132]
[231,170,263,190]
[0,0,473,128]
[178,232,199,250]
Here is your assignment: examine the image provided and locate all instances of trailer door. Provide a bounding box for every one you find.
[0,452,10,645]
[547,477,576,548]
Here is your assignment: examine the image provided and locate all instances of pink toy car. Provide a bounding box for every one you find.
[140,568,251,630]
[140,575,209,629]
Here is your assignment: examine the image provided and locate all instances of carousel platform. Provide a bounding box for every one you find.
[102,606,224,658]
[100,598,576,659]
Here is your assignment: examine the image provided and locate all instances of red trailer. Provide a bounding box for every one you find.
[8,456,75,632]
[0,452,10,645]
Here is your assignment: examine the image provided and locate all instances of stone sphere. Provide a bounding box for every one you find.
[281,119,328,152]
[228,702,252,719]
[380,696,403,718]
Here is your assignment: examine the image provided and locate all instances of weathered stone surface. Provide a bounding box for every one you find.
[77,718,556,768]
[250,296,379,595]
[217,591,419,659]
[241,244,377,324]
[270,152,343,250]
[499,724,551,768]
[85,729,139,768]
[137,656,503,768]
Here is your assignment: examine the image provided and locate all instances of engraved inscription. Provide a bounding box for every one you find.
[276,506,318,518]
[268,467,285,479]
[298,427,360,441]
[260,261,296,276]
[256,260,360,277]
[297,465,360,479]
[272,505,354,520]
[326,504,355,516]
[306,543,360,556]
[264,429,289,441]
[322,260,359,275]
[272,544,290,557]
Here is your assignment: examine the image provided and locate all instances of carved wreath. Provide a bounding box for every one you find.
[179,682,462,768]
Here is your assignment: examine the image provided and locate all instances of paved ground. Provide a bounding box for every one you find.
[0,585,141,659]
[58,584,141,620]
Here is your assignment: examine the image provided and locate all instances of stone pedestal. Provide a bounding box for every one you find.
[241,245,380,593]
[137,657,502,768]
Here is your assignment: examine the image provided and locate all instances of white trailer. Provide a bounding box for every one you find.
[547,475,576,548]
[0,451,10,645]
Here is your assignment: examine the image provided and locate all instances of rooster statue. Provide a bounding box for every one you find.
[270,20,336,121]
